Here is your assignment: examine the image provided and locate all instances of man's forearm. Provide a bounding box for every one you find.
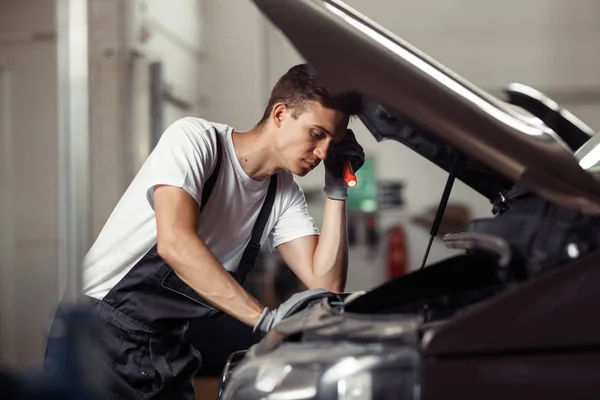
[312,197,349,292]
[158,233,264,327]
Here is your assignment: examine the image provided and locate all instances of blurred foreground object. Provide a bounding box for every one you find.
[1,307,103,399]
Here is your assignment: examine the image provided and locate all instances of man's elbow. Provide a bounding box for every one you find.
[156,239,173,263]
[156,233,185,265]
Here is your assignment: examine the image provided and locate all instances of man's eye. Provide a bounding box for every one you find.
[312,131,325,140]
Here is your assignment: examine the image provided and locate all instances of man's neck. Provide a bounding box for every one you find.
[231,125,281,181]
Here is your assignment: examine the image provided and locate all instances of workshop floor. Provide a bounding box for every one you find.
[193,378,220,400]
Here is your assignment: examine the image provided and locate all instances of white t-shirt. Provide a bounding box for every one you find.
[83,117,320,300]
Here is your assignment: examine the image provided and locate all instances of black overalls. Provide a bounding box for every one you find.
[45,135,278,400]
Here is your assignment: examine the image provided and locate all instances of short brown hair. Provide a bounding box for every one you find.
[257,63,364,126]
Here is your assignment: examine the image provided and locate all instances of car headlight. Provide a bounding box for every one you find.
[219,344,419,400]
[324,356,375,400]
[337,371,371,400]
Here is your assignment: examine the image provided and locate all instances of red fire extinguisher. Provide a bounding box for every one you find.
[387,226,407,279]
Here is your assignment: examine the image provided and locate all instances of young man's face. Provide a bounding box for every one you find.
[274,101,349,176]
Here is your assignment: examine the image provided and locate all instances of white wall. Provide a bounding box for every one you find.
[201,0,269,127]
[0,0,59,367]
[87,0,213,238]
[345,0,600,130]
[86,0,273,228]
[130,0,209,126]
[88,0,135,237]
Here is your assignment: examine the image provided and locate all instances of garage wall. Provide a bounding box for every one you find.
[88,0,212,237]
[88,0,134,238]
[130,0,209,127]
[200,0,269,128]
[0,0,59,367]
[86,0,272,232]
[345,0,600,128]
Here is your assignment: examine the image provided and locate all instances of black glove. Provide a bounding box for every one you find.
[253,288,339,333]
[323,129,365,200]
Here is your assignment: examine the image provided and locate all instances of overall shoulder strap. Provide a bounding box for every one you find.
[200,133,223,212]
[235,174,278,284]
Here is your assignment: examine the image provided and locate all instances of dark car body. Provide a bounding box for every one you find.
[217,1,600,399]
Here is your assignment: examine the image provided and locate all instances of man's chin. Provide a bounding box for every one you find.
[291,166,312,177]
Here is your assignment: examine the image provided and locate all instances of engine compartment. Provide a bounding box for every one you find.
[344,253,504,323]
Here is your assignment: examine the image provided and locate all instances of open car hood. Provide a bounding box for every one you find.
[359,98,514,200]
[252,0,600,213]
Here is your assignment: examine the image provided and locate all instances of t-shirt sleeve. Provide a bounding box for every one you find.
[144,118,217,210]
[268,177,320,252]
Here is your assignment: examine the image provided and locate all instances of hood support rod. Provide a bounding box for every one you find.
[420,152,462,269]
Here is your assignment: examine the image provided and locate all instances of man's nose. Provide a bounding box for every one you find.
[314,141,330,161]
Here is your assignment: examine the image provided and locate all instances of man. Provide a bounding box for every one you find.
[46,63,365,399]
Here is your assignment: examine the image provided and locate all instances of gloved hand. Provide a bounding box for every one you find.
[253,288,339,333]
[324,129,365,200]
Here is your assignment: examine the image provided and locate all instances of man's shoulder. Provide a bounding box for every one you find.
[167,116,230,136]
[160,116,231,149]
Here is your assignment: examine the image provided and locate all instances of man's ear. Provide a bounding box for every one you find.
[272,102,287,128]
